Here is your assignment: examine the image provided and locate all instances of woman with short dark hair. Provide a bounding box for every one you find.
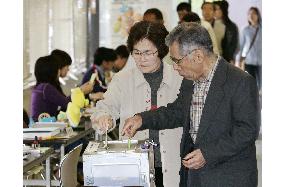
[91,21,183,187]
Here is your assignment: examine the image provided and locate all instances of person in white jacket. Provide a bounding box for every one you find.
[91,21,183,187]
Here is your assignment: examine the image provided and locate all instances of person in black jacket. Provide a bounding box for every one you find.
[214,1,239,63]
[122,22,260,187]
[81,47,117,102]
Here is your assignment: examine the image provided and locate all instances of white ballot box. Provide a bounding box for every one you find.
[83,140,156,187]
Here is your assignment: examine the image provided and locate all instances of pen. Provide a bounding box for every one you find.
[128,138,131,150]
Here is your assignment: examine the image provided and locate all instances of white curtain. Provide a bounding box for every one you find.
[23,0,87,84]
[24,0,49,82]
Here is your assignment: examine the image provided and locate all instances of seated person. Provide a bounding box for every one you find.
[81,47,117,102]
[51,49,72,78]
[113,45,129,72]
[31,55,93,122]
[23,109,29,128]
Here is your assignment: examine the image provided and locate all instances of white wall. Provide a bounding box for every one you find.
[228,0,262,32]
[99,0,182,49]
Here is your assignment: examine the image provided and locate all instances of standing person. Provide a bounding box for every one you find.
[237,7,262,92]
[201,2,214,26]
[213,1,239,63]
[91,21,183,187]
[176,2,191,23]
[123,8,165,71]
[31,55,93,122]
[122,22,260,187]
[143,8,164,24]
[181,12,219,55]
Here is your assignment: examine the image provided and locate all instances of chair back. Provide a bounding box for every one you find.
[59,144,83,187]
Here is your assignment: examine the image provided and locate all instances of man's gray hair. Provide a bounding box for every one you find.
[165,22,213,55]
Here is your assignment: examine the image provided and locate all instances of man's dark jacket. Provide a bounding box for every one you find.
[140,58,260,187]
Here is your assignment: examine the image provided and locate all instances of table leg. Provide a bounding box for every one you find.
[45,157,51,187]
[60,145,65,161]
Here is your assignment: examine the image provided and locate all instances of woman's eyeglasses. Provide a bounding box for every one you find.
[132,50,158,59]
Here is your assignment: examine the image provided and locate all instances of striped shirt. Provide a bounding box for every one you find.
[189,57,220,143]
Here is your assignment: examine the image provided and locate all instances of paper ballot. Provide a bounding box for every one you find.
[23,127,60,139]
[89,73,97,84]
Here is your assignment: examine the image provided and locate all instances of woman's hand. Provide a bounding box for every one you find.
[91,114,113,134]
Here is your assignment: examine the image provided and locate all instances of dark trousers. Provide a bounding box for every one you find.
[245,64,262,92]
[155,167,164,187]
[187,169,201,187]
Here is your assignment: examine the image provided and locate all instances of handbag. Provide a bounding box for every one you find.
[241,26,259,63]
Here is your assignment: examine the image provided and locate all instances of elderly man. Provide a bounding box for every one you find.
[122,22,260,187]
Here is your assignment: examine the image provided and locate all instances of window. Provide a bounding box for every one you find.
[23,0,87,88]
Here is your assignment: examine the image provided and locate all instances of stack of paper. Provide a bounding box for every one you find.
[33,122,67,130]
[23,127,60,139]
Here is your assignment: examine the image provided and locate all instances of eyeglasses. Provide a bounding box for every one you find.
[169,49,198,65]
[132,49,158,59]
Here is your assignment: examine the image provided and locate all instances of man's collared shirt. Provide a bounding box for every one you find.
[189,56,220,143]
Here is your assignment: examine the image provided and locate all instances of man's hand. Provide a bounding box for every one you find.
[182,149,206,169]
[91,114,113,134]
[121,115,142,138]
